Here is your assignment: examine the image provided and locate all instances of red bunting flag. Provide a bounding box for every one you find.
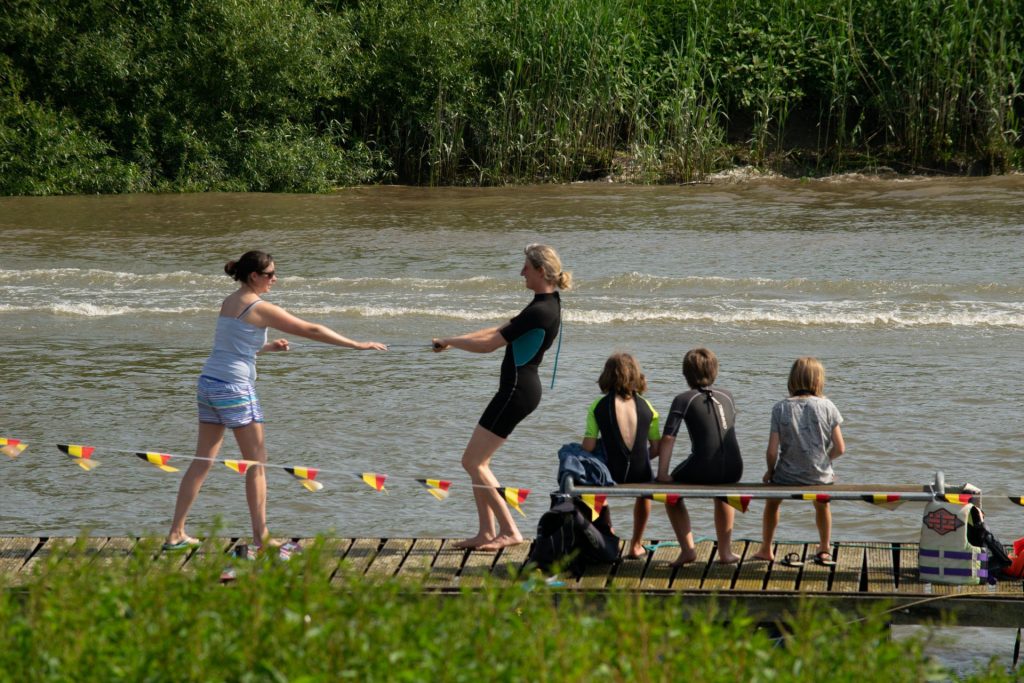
[794,493,831,503]
[57,444,99,470]
[943,494,974,505]
[285,466,323,492]
[718,495,752,513]
[359,473,387,492]
[861,494,903,509]
[135,452,178,473]
[224,459,258,475]
[580,494,607,521]
[0,437,27,458]
[497,487,530,517]
[651,493,683,506]
[416,478,452,500]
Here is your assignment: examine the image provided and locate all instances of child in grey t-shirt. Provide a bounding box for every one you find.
[752,357,846,566]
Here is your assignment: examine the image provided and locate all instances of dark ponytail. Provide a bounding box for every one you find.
[225,250,272,282]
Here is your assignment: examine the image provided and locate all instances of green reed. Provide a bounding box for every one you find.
[0,537,1016,682]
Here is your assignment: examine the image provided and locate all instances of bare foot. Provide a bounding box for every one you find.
[751,552,774,562]
[669,549,698,567]
[454,534,495,549]
[476,534,525,552]
[717,551,741,564]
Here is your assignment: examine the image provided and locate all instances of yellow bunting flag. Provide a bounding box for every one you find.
[135,452,178,473]
[718,495,752,513]
[793,493,831,503]
[360,473,387,492]
[942,494,975,505]
[285,467,323,492]
[416,479,451,501]
[56,444,99,471]
[651,493,683,506]
[498,487,530,517]
[861,494,903,509]
[0,438,27,458]
[224,459,258,475]
[580,494,607,521]
[1008,496,1024,507]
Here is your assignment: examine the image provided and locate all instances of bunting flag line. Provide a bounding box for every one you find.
[580,494,607,521]
[1,438,27,458]
[57,444,100,471]
[718,495,752,513]
[285,467,323,492]
[360,472,388,493]
[224,459,258,475]
[416,478,452,500]
[1008,497,1024,507]
[496,487,530,517]
[861,494,904,509]
[793,493,832,503]
[649,492,682,507]
[943,494,975,505]
[135,452,179,473]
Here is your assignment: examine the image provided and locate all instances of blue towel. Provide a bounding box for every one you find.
[557,441,615,490]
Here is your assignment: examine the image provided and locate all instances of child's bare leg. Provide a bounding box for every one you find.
[753,499,782,560]
[713,499,740,563]
[814,500,832,555]
[627,497,651,558]
[665,501,697,566]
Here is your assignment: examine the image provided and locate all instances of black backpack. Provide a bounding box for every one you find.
[528,495,620,577]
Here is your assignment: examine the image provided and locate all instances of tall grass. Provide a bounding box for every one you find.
[0,537,1015,682]
[1,0,1021,193]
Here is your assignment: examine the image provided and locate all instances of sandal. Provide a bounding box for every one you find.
[813,551,836,567]
[780,551,804,568]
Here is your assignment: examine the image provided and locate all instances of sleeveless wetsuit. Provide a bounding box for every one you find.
[662,386,743,484]
[478,292,561,438]
[584,393,661,484]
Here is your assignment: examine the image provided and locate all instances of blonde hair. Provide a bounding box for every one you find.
[788,356,826,396]
[524,243,572,290]
[682,347,719,388]
[598,352,647,398]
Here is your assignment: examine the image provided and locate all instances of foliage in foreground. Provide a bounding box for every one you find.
[1,0,1022,194]
[0,538,1014,682]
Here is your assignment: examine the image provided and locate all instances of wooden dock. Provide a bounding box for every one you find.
[2,535,1022,626]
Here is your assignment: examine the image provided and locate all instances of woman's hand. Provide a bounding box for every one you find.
[261,339,290,353]
[431,338,450,352]
[656,474,674,484]
[357,341,388,351]
[762,470,774,484]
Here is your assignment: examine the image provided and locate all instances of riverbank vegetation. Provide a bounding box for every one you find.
[2,0,1022,194]
[0,538,1014,682]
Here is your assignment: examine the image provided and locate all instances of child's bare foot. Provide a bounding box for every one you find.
[454,534,495,549]
[476,534,525,552]
[625,543,646,559]
[717,550,741,564]
[751,551,774,561]
[669,548,698,567]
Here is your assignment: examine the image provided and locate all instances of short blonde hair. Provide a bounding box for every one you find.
[525,243,573,290]
[788,356,825,396]
[682,347,718,388]
[598,352,647,398]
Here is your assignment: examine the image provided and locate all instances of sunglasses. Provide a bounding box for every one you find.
[258,270,276,278]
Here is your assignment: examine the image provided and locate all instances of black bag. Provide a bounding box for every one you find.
[528,495,620,577]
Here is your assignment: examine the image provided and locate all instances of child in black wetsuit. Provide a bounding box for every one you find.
[581,352,661,559]
[656,347,743,566]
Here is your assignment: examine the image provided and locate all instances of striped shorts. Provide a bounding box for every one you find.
[197,375,264,428]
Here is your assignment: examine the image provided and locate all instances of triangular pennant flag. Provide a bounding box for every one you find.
[793,493,831,503]
[224,459,258,475]
[359,472,387,492]
[416,478,451,501]
[943,493,974,505]
[135,452,179,473]
[580,494,607,521]
[717,495,751,513]
[498,487,530,517]
[285,466,323,492]
[651,493,683,506]
[57,444,99,470]
[0,438,27,458]
[860,494,904,510]
[1008,496,1024,507]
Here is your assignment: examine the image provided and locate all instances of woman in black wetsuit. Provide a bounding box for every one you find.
[432,244,571,551]
[656,347,743,566]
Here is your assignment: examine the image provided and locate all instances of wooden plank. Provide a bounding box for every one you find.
[460,548,498,587]
[613,553,647,591]
[491,541,532,581]
[638,542,678,590]
[670,540,714,591]
[895,543,924,593]
[831,543,864,593]
[0,536,40,577]
[293,537,351,581]
[576,539,622,590]
[733,542,770,592]
[92,537,138,568]
[22,537,105,575]
[702,542,745,591]
[763,543,805,592]
[425,539,465,589]
[180,537,235,574]
[864,543,896,593]
[396,538,442,579]
[799,543,833,593]
[365,538,411,578]
[333,538,380,583]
